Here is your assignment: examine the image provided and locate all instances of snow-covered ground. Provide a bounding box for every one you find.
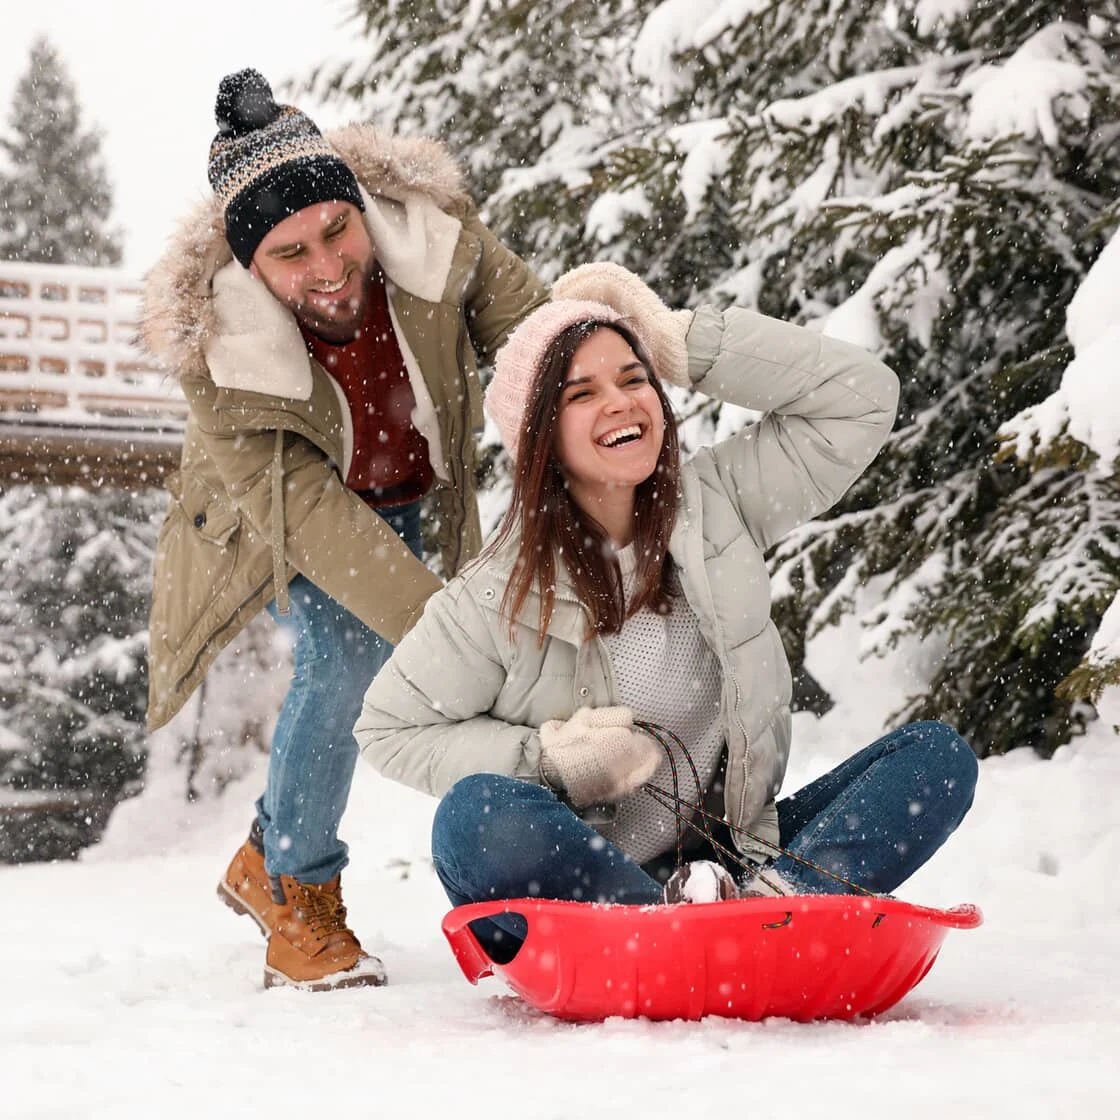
[6,617,1120,1120]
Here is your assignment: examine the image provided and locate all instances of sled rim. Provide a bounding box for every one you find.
[441,894,983,988]
[443,893,983,934]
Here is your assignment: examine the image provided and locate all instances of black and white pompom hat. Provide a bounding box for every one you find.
[207,68,364,267]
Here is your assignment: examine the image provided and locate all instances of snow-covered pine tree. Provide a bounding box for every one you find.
[304,0,655,277]
[0,489,162,860]
[999,217,1120,719]
[0,36,121,266]
[617,1,1120,755]
[757,6,1120,756]
[0,40,147,859]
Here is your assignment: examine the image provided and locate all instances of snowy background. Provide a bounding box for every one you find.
[3,2,1120,1116]
[1003,229,1120,681]
[0,1,357,271]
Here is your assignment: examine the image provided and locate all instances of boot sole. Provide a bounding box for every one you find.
[262,960,388,992]
[216,880,271,937]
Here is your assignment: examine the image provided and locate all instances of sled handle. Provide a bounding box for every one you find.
[441,899,536,984]
[925,903,983,929]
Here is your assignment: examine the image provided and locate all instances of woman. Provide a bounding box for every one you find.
[355,263,977,959]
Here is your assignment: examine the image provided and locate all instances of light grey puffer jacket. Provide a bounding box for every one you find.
[355,304,899,856]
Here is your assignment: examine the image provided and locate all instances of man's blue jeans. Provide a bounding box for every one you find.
[256,500,423,883]
[431,720,978,960]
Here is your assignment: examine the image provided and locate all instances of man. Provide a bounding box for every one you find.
[142,70,547,991]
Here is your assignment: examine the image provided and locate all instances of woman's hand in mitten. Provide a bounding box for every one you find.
[538,706,662,808]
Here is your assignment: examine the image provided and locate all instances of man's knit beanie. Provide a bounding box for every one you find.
[208,69,364,267]
[486,300,622,463]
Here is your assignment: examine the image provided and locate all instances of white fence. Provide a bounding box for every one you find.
[0,261,187,431]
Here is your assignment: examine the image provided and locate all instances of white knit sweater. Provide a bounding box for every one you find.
[595,546,724,864]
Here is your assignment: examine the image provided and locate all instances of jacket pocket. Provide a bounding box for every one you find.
[149,470,243,659]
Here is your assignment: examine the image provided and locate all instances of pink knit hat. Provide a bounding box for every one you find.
[486,299,622,462]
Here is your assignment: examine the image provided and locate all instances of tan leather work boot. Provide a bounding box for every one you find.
[216,827,274,937]
[263,875,387,991]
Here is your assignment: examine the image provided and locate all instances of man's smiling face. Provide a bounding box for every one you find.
[250,200,375,344]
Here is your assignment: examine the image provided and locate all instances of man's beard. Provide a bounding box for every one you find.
[290,256,375,344]
[297,299,365,344]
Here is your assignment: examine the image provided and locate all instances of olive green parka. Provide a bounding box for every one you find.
[141,124,547,731]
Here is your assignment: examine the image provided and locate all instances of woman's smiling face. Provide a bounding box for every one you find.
[552,326,666,517]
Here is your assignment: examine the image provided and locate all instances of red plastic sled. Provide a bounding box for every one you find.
[442,894,982,1022]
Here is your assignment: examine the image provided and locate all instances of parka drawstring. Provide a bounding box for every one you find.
[271,428,290,616]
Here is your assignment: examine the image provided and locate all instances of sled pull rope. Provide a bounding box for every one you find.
[635,720,878,898]
[634,718,729,877]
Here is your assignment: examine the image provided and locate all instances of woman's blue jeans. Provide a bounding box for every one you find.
[431,720,978,960]
[256,500,423,884]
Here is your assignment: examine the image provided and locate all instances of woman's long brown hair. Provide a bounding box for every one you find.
[485,318,681,643]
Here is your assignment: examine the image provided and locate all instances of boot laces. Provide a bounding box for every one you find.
[292,882,350,939]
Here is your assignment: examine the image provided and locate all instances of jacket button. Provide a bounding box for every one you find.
[578,687,590,697]
[481,588,496,600]
[193,512,207,530]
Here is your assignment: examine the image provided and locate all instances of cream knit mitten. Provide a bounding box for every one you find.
[539,706,662,808]
[552,262,693,388]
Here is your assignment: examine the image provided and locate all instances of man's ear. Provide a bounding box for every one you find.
[248,259,260,280]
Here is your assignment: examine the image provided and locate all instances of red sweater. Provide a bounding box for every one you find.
[300,268,434,507]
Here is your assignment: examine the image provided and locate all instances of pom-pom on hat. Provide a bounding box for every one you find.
[208,69,364,267]
[486,300,622,463]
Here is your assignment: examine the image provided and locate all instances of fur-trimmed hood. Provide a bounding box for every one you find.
[141,123,469,379]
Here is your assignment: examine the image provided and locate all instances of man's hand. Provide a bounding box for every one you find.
[539,706,662,808]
